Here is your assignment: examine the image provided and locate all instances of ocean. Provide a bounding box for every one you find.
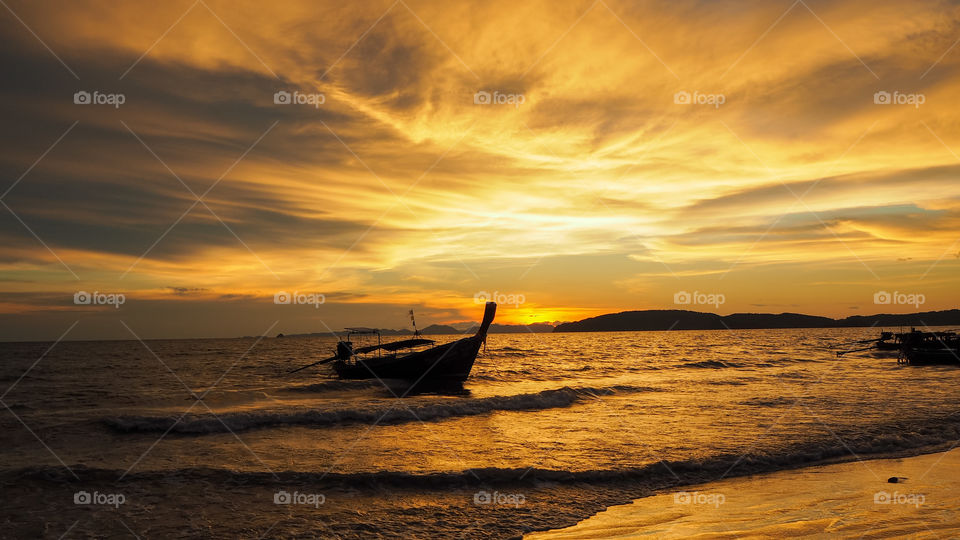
[2,327,959,538]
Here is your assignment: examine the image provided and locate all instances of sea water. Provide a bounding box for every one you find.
[2,328,959,538]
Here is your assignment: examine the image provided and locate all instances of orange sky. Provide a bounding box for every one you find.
[0,0,959,339]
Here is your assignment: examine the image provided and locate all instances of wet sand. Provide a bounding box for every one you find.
[529,448,960,539]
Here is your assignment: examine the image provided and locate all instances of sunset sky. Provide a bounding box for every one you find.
[1,0,959,340]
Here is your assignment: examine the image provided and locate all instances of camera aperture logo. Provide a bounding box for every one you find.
[674,491,725,508]
[673,90,725,108]
[274,490,325,508]
[74,490,125,508]
[873,290,925,308]
[274,90,325,108]
[874,490,924,507]
[674,290,725,309]
[274,291,325,308]
[473,490,525,508]
[474,290,525,308]
[73,90,125,108]
[873,91,925,108]
[74,291,125,309]
[473,90,525,108]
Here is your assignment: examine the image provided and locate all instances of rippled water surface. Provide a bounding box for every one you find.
[3,328,959,537]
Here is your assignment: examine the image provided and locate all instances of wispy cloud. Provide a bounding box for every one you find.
[1,0,959,338]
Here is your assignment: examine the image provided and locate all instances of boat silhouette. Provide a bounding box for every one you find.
[287,302,497,383]
[898,328,960,365]
[333,302,496,382]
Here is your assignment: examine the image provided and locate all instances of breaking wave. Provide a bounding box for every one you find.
[103,385,658,435]
[13,419,960,488]
[282,380,382,393]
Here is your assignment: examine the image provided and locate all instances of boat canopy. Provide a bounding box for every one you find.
[353,338,436,354]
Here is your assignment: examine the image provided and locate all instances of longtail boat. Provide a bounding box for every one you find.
[899,328,960,365]
[334,302,496,382]
[836,330,940,357]
[287,302,497,383]
[836,331,905,356]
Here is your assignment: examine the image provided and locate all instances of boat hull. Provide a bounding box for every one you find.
[899,329,960,365]
[330,302,496,384]
[333,335,483,382]
[903,349,960,365]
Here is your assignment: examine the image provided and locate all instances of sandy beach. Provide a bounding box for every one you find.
[530,448,960,538]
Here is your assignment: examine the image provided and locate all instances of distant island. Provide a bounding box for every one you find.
[553,309,960,332]
[277,309,960,338]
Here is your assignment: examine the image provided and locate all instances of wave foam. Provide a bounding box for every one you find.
[14,422,960,489]
[103,385,657,435]
[282,380,382,393]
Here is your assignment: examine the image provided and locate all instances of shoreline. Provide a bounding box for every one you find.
[3,443,959,538]
[528,445,960,538]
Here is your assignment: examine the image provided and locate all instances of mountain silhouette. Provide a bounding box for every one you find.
[554,309,960,332]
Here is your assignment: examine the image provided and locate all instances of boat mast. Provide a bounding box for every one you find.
[410,309,421,337]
